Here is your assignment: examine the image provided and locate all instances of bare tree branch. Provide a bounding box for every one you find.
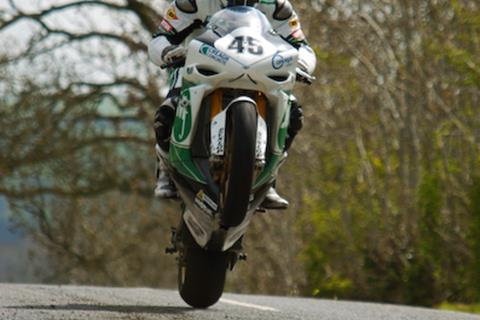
[0,1,130,32]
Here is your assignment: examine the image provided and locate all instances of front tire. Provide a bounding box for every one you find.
[221,101,257,227]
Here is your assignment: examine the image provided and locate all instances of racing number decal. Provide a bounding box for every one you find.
[228,36,263,55]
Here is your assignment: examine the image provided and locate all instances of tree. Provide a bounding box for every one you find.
[0,0,177,285]
[293,0,480,305]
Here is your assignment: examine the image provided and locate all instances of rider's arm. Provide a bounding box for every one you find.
[257,0,317,74]
[148,0,204,66]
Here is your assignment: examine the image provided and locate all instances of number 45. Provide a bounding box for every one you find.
[228,36,263,55]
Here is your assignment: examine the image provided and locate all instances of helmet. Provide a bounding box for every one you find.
[225,0,258,6]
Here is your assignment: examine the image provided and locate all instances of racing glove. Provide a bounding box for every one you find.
[297,45,316,75]
[161,44,187,64]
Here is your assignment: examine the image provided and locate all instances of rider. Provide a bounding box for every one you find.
[149,0,316,209]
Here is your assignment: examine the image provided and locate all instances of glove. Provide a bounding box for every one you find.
[297,58,309,74]
[161,45,187,64]
[297,45,316,75]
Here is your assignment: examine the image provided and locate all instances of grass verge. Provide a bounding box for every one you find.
[438,303,480,315]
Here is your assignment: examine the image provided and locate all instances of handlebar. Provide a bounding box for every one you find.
[160,57,186,70]
[296,68,316,85]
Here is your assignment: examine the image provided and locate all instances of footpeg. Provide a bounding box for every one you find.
[165,247,177,254]
[228,252,247,271]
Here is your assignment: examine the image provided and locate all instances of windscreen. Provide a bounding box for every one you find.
[207,6,273,37]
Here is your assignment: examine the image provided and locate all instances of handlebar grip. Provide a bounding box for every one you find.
[160,58,186,70]
[296,68,316,85]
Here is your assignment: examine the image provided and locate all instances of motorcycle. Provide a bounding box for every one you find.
[158,6,314,308]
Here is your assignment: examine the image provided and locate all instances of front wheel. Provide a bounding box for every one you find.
[221,101,257,227]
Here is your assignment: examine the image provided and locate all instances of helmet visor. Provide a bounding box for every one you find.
[208,7,272,37]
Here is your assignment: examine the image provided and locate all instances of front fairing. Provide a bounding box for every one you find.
[205,6,294,68]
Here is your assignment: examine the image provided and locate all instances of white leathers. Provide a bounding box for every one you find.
[148,0,316,74]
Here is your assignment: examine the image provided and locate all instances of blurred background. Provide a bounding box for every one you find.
[0,0,479,312]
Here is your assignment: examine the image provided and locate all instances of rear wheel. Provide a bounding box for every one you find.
[221,101,257,227]
[178,225,229,308]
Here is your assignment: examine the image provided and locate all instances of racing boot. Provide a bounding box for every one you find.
[261,186,289,210]
[154,168,178,199]
[154,147,177,199]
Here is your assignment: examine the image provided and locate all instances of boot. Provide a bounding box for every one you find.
[261,186,289,210]
[154,153,177,199]
[154,170,178,199]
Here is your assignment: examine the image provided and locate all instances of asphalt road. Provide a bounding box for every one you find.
[1,284,479,320]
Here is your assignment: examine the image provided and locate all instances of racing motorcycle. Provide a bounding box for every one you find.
[158,6,314,309]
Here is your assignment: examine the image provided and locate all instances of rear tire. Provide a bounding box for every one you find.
[222,101,257,227]
[178,245,229,308]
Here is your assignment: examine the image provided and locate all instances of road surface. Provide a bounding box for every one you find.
[1,284,479,320]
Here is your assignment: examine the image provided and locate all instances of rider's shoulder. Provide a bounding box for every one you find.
[175,0,198,13]
[257,0,293,21]
[175,0,224,15]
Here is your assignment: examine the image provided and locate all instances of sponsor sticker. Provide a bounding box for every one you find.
[166,7,178,20]
[272,52,294,70]
[215,127,224,155]
[272,53,284,69]
[173,92,192,142]
[160,19,174,32]
[288,18,299,29]
[199,44,229,65]
[195,190,218,214]
[194,197,213,215]
[198,190,218,211]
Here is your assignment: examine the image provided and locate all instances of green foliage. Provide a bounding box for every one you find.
[468,175,480,299]
[301,203,355,299]
[438,302,480,315]
[442,44,480,86]
[296,0,480,307]
[417,172,442,258]
[426,1,480,86]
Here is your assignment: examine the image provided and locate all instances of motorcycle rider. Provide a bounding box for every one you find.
[149,0,316,209]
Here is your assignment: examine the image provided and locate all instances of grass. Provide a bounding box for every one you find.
[438,303,480,315]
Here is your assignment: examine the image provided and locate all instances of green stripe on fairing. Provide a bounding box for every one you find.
[254,95,291,188]
[167,81,206,183]
[277,111,288,151]
[173,90,192,143]
[254,153,282,188]
[168,69,177,90]
[169,144,206,183]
